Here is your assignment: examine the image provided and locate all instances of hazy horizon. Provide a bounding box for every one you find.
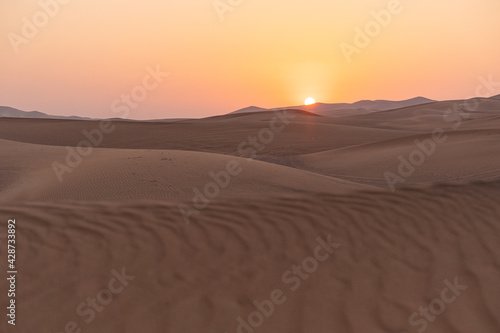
[2,0,500,119]
[1,95,438,119]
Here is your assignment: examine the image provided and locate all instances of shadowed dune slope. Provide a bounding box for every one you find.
[295,129,500,188]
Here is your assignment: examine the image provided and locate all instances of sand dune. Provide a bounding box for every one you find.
[0,139,370,202]
[0,106,91,120]
[1,181,499,332]
[332,97,500,131]
[0,111,416,160]
[296,129,500,188]
[229,97,435,115]
[0,98,499,332]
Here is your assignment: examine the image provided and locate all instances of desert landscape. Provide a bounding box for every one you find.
[1,95,500,332]
[2,0,500,332]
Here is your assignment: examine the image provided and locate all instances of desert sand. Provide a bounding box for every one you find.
[1,98,499,332]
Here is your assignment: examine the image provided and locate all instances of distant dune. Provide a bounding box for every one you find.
[231,106,269,114]
[0,106,90,120]
[229,96,436,116]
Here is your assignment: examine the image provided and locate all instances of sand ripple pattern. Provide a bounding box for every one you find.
[0,181,499,332]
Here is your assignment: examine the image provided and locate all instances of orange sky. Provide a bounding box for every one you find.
[1,0,500,119]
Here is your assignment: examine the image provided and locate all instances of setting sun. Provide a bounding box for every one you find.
[305,97,316,105]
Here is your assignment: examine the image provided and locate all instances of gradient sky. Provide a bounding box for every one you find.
[1,0,500,119]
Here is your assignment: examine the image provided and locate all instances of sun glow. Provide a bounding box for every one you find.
[305,97,316,105]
